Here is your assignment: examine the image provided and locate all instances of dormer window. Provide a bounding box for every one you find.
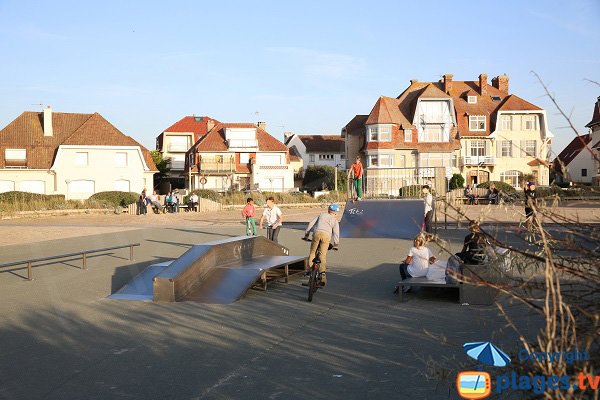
[5,149,26,160]
[468,96,477,104]
[469,116,486,131]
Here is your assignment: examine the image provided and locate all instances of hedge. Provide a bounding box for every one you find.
[88,191,139,207]
[476,181,516,194]
[0,191,65,203]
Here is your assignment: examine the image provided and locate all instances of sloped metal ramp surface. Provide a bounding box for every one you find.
[109,236,306,304]
[108,261,173,301]
[340,199,425,239]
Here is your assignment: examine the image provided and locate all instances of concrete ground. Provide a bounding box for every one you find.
[0,207,549,400]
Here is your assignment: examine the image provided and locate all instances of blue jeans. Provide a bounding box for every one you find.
[399,263,413,280]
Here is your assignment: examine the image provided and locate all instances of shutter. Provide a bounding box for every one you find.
[520,140,526,158]
[497,141,502,158]
[512,141,518,158]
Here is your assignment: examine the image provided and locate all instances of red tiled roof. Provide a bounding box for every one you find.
[298,135,344,153]
[157,116,220,150]
[365,97,396,125]
[192,123,288,152]
[497,94,542,111]
[342,115,368,136]
[554,134,591,167]
[0,111,157,170]
[586,98,600,128]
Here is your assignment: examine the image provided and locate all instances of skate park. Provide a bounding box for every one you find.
[0,197,545,400]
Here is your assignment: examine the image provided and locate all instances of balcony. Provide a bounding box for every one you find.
[198,156,235,173]
[462,156,495,166]
[227,139,258,150]
[167,144,189,152]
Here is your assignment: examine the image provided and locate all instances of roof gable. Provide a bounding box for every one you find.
[555,134,591,167]
[586,98,600,128]
[193,123,288,152]
[298,135,344,153]
[497,94,542,111]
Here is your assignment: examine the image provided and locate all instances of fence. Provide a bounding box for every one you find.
[127,196,223,214]
[0,243,140,281]
[348,167,448,199]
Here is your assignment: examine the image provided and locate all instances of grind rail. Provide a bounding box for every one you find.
[0,243,140,281]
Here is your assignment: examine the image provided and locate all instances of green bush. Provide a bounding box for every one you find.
[184,189,222,203]
[0,191,65,203]
[399,185,423,198]
[449,174,465,190]
[477,181,516,194]
[535,185,563,198]
[88,191,138,207]
[315,191,347,203]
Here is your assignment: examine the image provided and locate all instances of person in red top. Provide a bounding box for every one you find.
[347,155,364,200]
[241,197,257,236]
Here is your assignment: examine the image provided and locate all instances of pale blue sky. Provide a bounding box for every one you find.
[0,0,598,154]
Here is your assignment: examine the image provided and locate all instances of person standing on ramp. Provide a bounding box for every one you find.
[303,204,340,286]
[347,156,364,201]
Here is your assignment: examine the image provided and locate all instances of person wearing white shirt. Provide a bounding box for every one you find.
[422,185,433,233]
[259,196,283,243]
[395,234,436,293]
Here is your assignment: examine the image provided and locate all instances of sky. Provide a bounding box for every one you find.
[0,0,598,155]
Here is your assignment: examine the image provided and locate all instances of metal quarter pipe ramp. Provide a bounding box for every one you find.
[340,199,425,239]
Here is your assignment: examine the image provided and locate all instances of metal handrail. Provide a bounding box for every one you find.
[0,243,140,281]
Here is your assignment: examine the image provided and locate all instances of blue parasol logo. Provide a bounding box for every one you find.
[463,342,511,367]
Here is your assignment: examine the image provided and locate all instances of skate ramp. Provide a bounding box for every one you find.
[109,236,306,304]
[340,199,425,239]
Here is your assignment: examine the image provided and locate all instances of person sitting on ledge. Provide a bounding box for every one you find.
[394,233,437,293]
[457,220,491,265]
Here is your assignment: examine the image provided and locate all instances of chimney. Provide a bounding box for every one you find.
[479,73,488,96]
[442,74,453,94]
[283,131,293,142]
[410,78,419,85]
[257,121,266,131]
[43,105,53,137]
[206,119,215,132]
[492,74,509,95]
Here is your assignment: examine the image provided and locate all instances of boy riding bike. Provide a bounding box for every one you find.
[303,204,340,287]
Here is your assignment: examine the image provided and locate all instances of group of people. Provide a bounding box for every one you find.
[137,189,199,214]
[241,196,340,287]
[464,184,500,205]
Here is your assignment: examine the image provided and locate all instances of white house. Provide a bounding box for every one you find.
[185,122,294,192]
[0,107,157,199]
[284,133,345,173]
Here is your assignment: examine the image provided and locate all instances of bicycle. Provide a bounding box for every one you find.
[302,237,336,302]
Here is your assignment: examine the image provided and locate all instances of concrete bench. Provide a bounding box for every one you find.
[399,277,462,302]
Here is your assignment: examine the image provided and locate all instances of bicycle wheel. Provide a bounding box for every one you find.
[307,266,319,302]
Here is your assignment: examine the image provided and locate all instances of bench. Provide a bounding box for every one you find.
[398,249,510,305]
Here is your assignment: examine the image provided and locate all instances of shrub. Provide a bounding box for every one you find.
[186,189,221,203]
[316,191,347,203]
[88,191,138,207]
[0,191,65,203]
[477,181,516,194]
[399,185,423,198]
[449,174,465,190]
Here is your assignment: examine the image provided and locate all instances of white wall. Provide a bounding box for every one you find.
[567,149,594,183]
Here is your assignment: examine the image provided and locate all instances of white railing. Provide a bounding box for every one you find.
[257,164,289,170]
[167,144,189,152]
[170,160,185,170]
[463,156,495,165]
[227,139,258,149]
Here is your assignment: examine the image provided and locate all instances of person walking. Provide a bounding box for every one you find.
[241,197,257,236]
[347,156,364,200]
[422,185,433,233]
[259,196,283,243]
[524,181,537,230]
[303,204,340,287]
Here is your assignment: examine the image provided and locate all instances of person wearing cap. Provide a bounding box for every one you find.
[347,156,363,201]
[524,181,537,228]
[303,204,341,286]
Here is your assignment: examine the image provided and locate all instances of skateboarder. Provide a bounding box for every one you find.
[347,155,363,200]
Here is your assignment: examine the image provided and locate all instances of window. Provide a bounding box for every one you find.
[501,140,512,157]
[423,126,444,142]
[582,169,588,177]
[469,116,486,131]
[340,154,345,159]
[5,149,26,160]
[523,115,537,130]
[319,154,334,160]
[240,153,250,164]
[115,152,127,167]
[309,154,315,162]
[399,155,406,168]
[525,140,537,157]
[20,180,45,194]
[468,96,477,104]
[470,140,486,157]
[500,170,522,188]
[368,154,393,167]
[75,152,88,166]
[68,180,94,194]
[168,135,191,152]
[501,115,512,131]
[368,125,392,142]
[404,129,412,142]
[0,180,15,193]
[419,153,453,168]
